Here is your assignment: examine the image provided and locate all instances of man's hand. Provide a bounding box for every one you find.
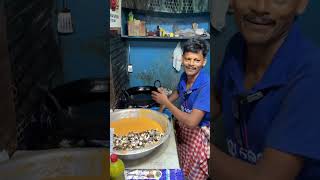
[152,88,204,128]
[151,88,170,106]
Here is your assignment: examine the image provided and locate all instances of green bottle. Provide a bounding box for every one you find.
[128,11,134,22]
[110,154,125,180]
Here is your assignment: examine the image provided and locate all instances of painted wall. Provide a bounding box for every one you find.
[125,12,211,90]
[128,40,211,90]
[58,0,108,82]
[298,0,320,46]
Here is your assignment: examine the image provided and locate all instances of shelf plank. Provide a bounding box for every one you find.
[122,8,210,17]
[121,35,210,40]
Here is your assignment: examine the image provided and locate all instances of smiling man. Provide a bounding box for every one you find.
[152,38,210,179]
[211,0,320,180]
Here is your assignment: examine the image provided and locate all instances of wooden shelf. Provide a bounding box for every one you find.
[121,35,210,40]
[122,8,210,17]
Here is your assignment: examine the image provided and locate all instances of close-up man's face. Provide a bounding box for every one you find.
[182,51,206,77]
[231,0,309,45]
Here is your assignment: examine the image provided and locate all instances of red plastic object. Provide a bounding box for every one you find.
[110,154,118,163]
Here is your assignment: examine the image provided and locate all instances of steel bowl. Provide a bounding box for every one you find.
[110,108,172,160]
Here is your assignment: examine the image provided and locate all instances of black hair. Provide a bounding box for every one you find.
[182,37,209,58]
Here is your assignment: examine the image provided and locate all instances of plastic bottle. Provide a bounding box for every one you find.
[110,154,125,180]
[128,11,134,22]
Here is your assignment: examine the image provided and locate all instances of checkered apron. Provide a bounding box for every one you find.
[176,120,210,180]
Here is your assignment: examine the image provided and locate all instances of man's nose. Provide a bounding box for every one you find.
[250,0,268,15]
[189,60,195,66]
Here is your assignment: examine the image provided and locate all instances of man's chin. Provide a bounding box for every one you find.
[185,71,199,77]
[243,34,272,46]
[240,28,275,45]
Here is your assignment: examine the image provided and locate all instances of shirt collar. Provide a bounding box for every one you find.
[181,68,209,92]
[228,22,302,94]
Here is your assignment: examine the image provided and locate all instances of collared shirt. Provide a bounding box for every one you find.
[216,22,320,179]
[177,69,211,127]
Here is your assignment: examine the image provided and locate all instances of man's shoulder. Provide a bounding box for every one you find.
[301,39,320,63]
[177,72,186,89]
[216,33,243,82]
[292,38,320,77]
[221,32,245,67]
[200,70,210,82]
[179,72,187,81]
[283,39,320,95]
[194,70,210,90]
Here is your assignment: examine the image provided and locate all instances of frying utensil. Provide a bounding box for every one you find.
[118,80,162,108]
[57,0,74,34]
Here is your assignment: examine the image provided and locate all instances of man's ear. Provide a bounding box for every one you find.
[203,59,207,67]
[296,0,309,15]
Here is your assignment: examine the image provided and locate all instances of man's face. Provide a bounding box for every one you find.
[182,52,206,77]
[231,0,309,45]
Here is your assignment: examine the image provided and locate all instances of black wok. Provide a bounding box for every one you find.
[118,80,161,108]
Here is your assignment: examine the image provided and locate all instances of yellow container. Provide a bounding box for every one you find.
[110,154,125,180]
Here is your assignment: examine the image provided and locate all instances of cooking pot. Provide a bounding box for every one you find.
[51,78,107,107]
[46,78,108,140]
[117,80,161,108]
[111,108,172,160]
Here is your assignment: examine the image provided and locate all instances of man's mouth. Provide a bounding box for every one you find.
[244,15,275,26]
[185,66,197,71]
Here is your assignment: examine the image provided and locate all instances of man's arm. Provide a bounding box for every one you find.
[152,89,205,128]
[211,144,303,180]
[159,90,179,113]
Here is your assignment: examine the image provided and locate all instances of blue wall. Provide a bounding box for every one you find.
[125,12,211,90]
[128,40,211,89]
[58,0,108,82]
[298,0,320,46]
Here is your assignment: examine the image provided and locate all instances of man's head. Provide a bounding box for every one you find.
[231,0,309,45]
[182,38,209,77]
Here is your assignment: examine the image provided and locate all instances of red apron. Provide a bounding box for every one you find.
[176,120,210,180]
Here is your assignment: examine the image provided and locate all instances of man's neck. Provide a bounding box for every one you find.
[186,72,200,89]
[243,32,289,90]
[246,36,286,77]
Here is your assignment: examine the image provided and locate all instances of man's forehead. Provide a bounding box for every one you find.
[183,51,203,56]
[231,0,308,15]
[232,0,301,5]
[183,52,205,59]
